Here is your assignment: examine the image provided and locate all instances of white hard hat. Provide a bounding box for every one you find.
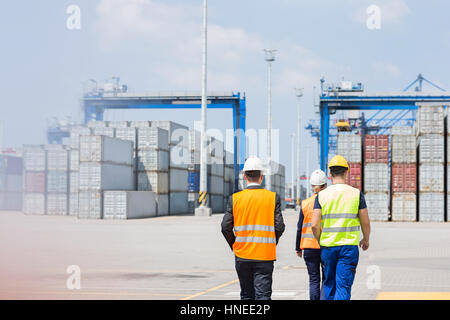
[310,169,327,186]
[243,156,265,172]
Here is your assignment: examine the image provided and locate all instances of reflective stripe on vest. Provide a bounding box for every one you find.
[232,189,276,261]
[318,184,361,247]
[300,194,321,250]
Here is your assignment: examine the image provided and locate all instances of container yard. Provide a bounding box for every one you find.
[2,0,450,305]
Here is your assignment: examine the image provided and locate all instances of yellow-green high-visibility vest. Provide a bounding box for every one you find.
[318,184,361,247]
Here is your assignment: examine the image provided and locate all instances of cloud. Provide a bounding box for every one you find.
[94,0,344,98]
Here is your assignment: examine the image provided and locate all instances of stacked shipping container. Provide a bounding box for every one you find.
[337,134,362,190]
[391,126,417,221]
[0,155,23,210]
[136,127,170,216]
[364,135,389,221]
[69,127,91,216]
[417,104,445,222]
[23,145,47,215]
[78,135,134,219]
[46,145,69,215]
[151,121,189,215]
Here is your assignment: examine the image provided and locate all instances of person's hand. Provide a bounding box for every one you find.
[296,251,303,258]
[359,238,369,251]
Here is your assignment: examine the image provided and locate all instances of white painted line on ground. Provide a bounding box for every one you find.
[225,291,298,297]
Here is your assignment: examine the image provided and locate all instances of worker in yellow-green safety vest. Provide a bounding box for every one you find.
[311,155,371,300]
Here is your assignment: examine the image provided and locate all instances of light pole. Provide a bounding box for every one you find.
[290,133,295,200]
[195,0,211,216]
[295,88,303,209]
[306,145,311,198]
[264,49,276,191]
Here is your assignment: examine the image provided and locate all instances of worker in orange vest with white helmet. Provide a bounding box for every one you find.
[221,156,285,300]
[295,169,327,300]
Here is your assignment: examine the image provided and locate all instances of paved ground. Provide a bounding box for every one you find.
[1,209,449,300]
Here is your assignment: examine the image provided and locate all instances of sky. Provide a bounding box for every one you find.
[1,0,450,182]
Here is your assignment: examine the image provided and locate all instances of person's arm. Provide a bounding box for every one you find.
[221,195,235,250]
[274,194,285,244]
[311,196,322,242]
[296,205,304,257]
[358,192,370,251]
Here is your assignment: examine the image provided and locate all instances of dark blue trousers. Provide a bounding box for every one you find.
[321,245,359,300]
[303,248,324,300]
[235,260,274,300]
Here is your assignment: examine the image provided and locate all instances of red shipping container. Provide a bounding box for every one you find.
[364,135,389,163]
[346,163,362,190]
[392,164,416,193]
[24,171,46,193]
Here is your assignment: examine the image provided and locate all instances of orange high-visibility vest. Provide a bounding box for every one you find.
[300,194,321,250]
[232,189,277,261]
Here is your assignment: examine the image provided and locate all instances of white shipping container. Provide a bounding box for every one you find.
[0,192,22,211]
[103,191,156,220]
[70,171,79,193]
[419,163,444,192]
[418,134,444,163]
[115,128,137,149]
[79,162,134,191]
[108,121,129,128]
[391,193,416,222]
[69,193,78,216]
[169,168,188,192]
[390,126,415,135]
[87,120,107,128]
[92,127,115,138]
[79,135,133,165]
[169,192,188,215]
[391,135,416,164]
[189,129,201,151]
[224,182,232,196]
[47,148,69,171]
[419,192,445,222]
[208,137,224,159]
[23,193,45,215]
[211,194,224,213]
[225,151,234,166]
[170,145,189,169]
[364,192,389,221]
[70,127,91,149]
[137,149,169,171]
[23,145,46,171]
[70,150,79,171]
[151,120,189,147]
[210,175,224,195]
[6,174,22,192]
[364,163,389,193]
[416,104,444,135]
[224,166,234,182]
[46,193,68,216]
[130,120,150,128]
[337,134,362,163]
[155,194,169,216]
[47,171,68,193]
[78,191,102,219]
[137,127,169,151]
[137,171,169,194]
[209,163,224,177]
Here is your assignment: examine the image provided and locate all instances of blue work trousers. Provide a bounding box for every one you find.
[321,245,359,300]
[303,248,324,300]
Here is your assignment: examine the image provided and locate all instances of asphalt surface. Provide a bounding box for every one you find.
[1,209,449,300]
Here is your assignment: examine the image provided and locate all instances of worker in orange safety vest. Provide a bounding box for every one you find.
[295,169,327,300]
[221,156,285,300]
